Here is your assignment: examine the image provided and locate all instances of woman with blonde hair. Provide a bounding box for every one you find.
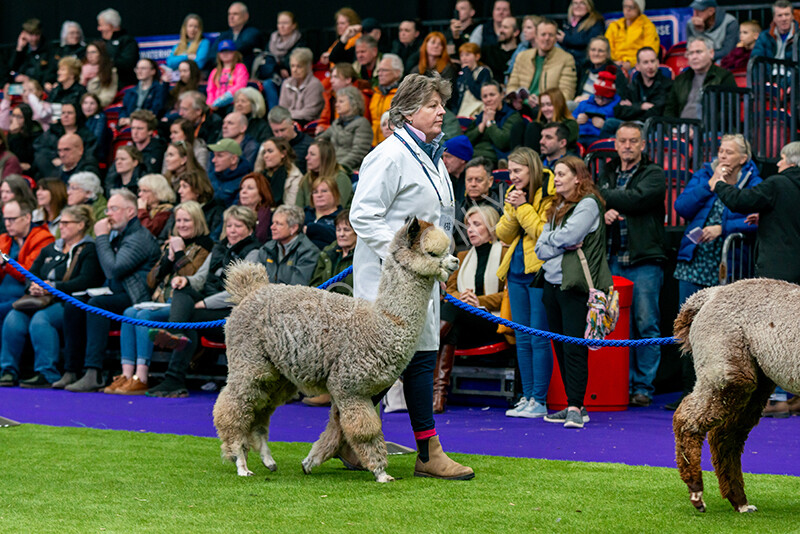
[557,0,607,67]
[166,14,212,70]
[496,147,556,419]
[234,87,270,142]
[137,174,176,238]
[48,56,86,105]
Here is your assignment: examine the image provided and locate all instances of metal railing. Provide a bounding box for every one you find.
[701,85,752,162]
[747,56,799,164]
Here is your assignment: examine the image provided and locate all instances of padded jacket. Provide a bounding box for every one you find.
[506,46,578,101]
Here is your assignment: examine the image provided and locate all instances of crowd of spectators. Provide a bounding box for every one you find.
[0,0,798,418]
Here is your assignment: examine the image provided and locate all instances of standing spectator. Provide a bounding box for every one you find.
[391,19,425,73]
[524,88,579,153]
[597,122,667,407]
[234,87,271,143]
[720,20,761,70]
[605,0,660,70]
[67,172,107,229]
[10,18,55,85]
[465,80,522,163]
[574,70,621,145]
[412,32,458,86]
[558,0,607,69]
[469,0,512,48]
[166,14,212,71]
[208,138,253,206]
[128,110,167,173]
[106,145,143,196]
[55,21,86,62]
[254,137,302,206]
[613,47,672,123]
[369,55,403,145]
[118,59,168,126]
[317,86,373,172]
[238,172,274,244]
[295,139,353,209]
[169,118,209,172]
[507,19,578,103]
[254,11,305,109]
[537,156,611,429]
[80,93,112,163]
[47,57,87,105]
[303,176,342,250]
[496,147,555,418]
[539,122,571,170]
[480,17,519,83]
[206,40,249,111]
[221,112,259,168]
[33,178,68,234]
[213,2,264,71]
[442,135,474,203]
[258,204,319,285]
[664,36,736,119]
[97,8,140,87]
[178,91,221,145]
[267,106,312,173]
[81,41,118,107]
[451,43,492,117]
[62,188,160,392]
[752,0,799,61]
[137,174,176,238]
[353,35,381,87]
[278,48,324,125]
[686,0,739,61]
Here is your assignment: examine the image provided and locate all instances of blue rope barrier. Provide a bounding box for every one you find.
[1,253,677,346]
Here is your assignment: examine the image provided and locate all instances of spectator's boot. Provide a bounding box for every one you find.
[432,344,456,414]
[65,368,104,392]
[51,372,78,389]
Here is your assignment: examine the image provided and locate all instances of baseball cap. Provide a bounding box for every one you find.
[208,138,242,156]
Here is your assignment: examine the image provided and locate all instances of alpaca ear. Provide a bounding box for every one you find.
[405,216,421,243]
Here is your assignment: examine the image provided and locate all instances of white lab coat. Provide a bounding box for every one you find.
[349,127,454,351]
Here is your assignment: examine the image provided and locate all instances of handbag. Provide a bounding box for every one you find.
[577,249,620,349]
[495,285,516,345]
[12,244,85,313]
[382,379,408,413]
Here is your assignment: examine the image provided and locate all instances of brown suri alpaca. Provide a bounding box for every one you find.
[213,218,458,482]
[672,278,800,513]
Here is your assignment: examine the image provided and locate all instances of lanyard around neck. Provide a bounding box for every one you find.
[393,132,453,206]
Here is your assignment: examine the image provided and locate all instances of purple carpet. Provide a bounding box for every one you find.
[1,387,798,476]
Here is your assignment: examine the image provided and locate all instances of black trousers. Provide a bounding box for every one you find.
[440,300,503,349]
[371,349,436,433]
[62,292,132,372]
[542,281,589,408]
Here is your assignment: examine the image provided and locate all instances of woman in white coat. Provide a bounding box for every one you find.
[349,73,474,481]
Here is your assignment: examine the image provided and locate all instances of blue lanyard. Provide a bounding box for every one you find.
[393,132,454,206]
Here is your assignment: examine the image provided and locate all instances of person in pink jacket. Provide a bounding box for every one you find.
[206,39,249,110]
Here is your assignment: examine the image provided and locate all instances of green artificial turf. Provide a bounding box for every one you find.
[1,425,799,533]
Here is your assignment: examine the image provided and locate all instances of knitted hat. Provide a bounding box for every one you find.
[633,0,645,13]
[594,71,617,99]
[444,135,474,162]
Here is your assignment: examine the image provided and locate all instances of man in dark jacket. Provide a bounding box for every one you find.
[97,8,140,87]
[686,0,739,61]
[213,2,264,72]
[130,110,166,173]
[64,189,160,392]
[178,91,221,145]
[9,18,55,84]
[258,205,319,286]
[711,141,800,284]
[391,19,425,73]
[614,47,672,122]
[268,106,311,174]
[597,122,667,408]
[208,139,252,206]
[751,0,799,61]
[664,36,736,119]
[57,134,100,183]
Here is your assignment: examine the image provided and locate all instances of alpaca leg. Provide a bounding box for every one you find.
[338,398,392,483]
[708,372,774,513]
[302,403,345,474]
[673,390,720,512]
[252,378,299,472]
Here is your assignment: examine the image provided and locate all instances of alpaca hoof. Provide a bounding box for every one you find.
[301,456,314,475]
[690,491,706,512]
[374,470,395,483]
[237,467,255,477]
[263,461,277,472]
[738,504,757,513]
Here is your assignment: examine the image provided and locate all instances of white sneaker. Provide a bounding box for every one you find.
[517,399,548,419]
[505,397,528,417]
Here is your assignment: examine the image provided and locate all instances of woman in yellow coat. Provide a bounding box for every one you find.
[495,147,556,419]
[605,0,660,69]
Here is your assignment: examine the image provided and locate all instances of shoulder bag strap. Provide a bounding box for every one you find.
[577,248,595,291]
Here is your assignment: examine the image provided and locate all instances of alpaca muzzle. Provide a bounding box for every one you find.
[437,254,459,282]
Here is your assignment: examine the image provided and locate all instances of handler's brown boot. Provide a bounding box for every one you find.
[414,435,474,480]
[432,344,456,414]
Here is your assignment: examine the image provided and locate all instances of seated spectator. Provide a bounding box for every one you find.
[47,57,87,105]
[1,80,51,133]
[278,47,324,126]
[112,200,213,395]
[166,14,212,71]
[97,8,140,87]
[303,176,342,250]
[752,0,798,61]
[391,19,425,73]
[62,188,160,392]
[206,40,249,111]
[0,175,37,235]
[539,122,572,170]
[259,204,320,285]
[380,110,393,140]
[33,178,68,234]
[137,174,176,238]
[80,93,112,164]
[469,0,511,47]
[178,91,221,145]
[0,205,101,388]
[309,209,356,295]
[105,145,143,196]
[2,103,43,173]
[436,205,507,412]
[254,11,305,109]
[296,139,353,209]
[221,112,259,167]
[32,102,98,178]
[267,105,312,173]
[55,21,86,62]
[168,117,209,170]
[148,205,261,398]
[480,17,519,83]
[208,138,253,206]
[412,32,458,86]
[451,43,492,118]
[166,60,201,118]
[317,63,372,134]
[317,86,372,172]
[369,54,403,145]
[614,47,672,123]
[118,59,168,126]
[558,0,607,68]
[0,134,23,180]
[234,87,271,143]
[573,37,625,106]
[67,172,107,230]
[80,41,118,107]
[445,1,479,56]
[454,156,499,249]
[51,131,100,183]
[665,36,736,119]
[323,7,362,66]
[465,80,522,162]
[507,19,578,103]
[238,172,274,244]
[574,70,621,145]
[177,171,224,239]
[255,137,302,206]
[353,35,381,87]
[605,0,660,70]
[127,110,167,173]
[523,88,579,152]
[720,20,761,70]
[442,135,474,202]
[212,2,264,72]
[506,16,540,81]
[687,0,739,61]
[162,140,205,191]
[10,18,55,86]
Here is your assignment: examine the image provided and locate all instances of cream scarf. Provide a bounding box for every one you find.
[457,240,503,314]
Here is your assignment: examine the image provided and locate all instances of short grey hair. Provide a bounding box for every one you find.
[388,73,452,129]
[137,174,177,204]
[69,172,103,201]
[274,204,304,230]
[356,35,378,49]
[60,21,83,47]
[381,53,404,77]
[687,35,715,53]
[780,141,800,166]
[97,8,122,29]
[231,1,249,15]
[109,188,138,209]
[235,87,266,118]
[289,47,313,67]
[267,105,292,125]
[179,90,207,112]
[336,85,365,117]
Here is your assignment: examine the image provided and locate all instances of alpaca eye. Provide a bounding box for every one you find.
[428,251,438,257]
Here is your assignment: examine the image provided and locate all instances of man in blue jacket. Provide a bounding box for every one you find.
[208,138,252,206]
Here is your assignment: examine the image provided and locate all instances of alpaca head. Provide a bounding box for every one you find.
[391,217,459,282]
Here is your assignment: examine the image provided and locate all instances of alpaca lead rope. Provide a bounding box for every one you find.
[0,252,677,346]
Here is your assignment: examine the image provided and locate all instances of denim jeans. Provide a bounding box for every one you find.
[120,306,172,366]
[263,80,280,110]
[507,279,552,403]
[609,258,664,398]
[0,304,64,383]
